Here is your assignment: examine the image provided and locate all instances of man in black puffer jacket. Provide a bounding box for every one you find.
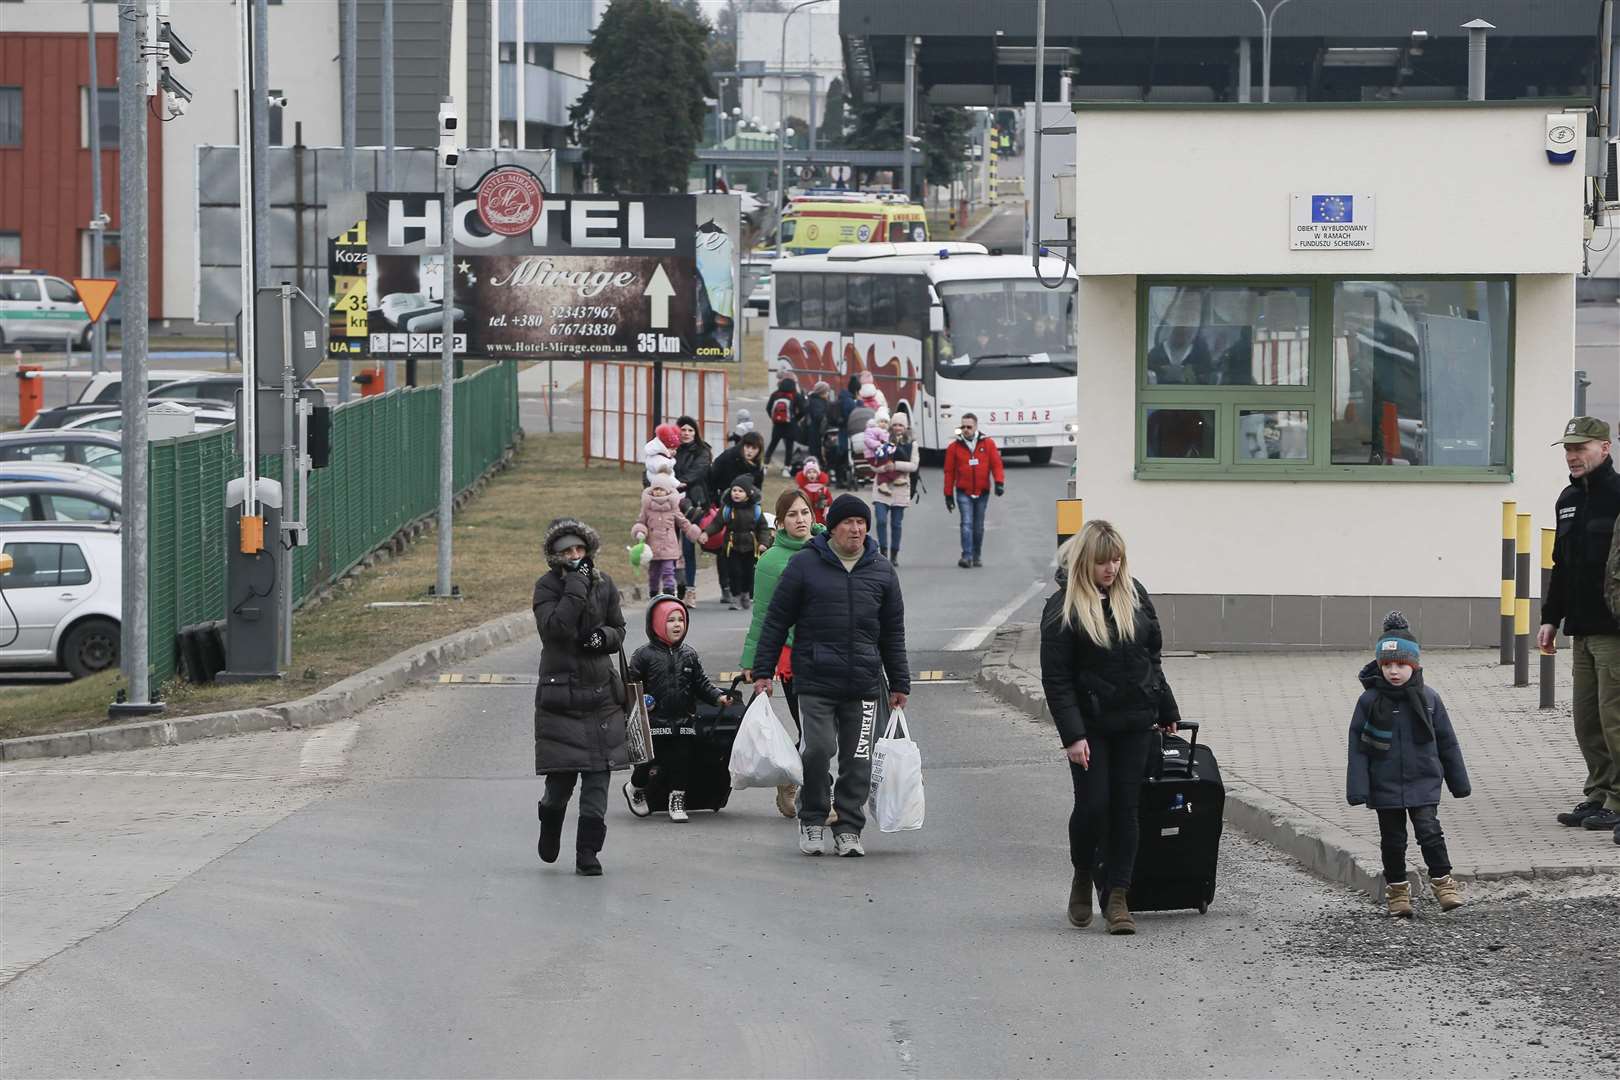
[752,494,910,858]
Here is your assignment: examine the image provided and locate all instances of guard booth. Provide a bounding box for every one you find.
[1065,101,1589,650]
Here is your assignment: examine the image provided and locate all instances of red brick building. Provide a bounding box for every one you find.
[0,31,163,314]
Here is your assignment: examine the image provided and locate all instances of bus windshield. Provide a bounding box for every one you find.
[936,279,1076,378]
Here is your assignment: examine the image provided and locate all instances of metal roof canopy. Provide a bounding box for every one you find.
[840,0,1608,105]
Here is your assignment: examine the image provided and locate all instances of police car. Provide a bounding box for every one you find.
[0,269,91,351]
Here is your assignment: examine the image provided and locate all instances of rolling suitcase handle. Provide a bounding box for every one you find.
[701,674,752,738]
[1157,718,1201,778]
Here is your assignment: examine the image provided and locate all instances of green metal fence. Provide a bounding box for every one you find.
[146,364,521,693]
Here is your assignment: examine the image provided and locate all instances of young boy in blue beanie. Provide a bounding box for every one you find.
[1347,612,1472,917]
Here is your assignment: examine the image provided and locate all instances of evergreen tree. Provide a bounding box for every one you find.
[818,76,846,148]
[570,0,713,193]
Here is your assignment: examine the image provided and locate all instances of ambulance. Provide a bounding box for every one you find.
[778,193,928,256]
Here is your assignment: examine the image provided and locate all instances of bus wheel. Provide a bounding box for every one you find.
[1026,447,1053,466]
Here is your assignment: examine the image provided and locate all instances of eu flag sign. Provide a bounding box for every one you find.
[1310,195,1354,223]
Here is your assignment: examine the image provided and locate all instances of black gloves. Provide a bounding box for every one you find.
[994,482,1005,497]
[574,555,595,578]
[944,494,955,513]
[579,627,608,652]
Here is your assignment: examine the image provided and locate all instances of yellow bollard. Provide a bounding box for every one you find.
[1514,513,1531,686]
[1499,500,1516,665]
[1057,498,1084,549]
[1540,527,1555,708]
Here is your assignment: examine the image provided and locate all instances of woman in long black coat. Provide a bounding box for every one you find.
[533,517,629,876]
[1039,519,1180,935]
[672,415,713,601]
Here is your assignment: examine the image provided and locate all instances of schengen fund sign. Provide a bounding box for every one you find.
[1289,192,1375,251]
[364,173,740,361]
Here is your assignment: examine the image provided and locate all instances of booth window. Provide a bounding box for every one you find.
[1136,277,1512,480]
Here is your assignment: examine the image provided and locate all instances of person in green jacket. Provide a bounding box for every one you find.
[740,486,825,819]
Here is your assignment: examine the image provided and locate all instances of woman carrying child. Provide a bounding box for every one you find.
[871,411,919,566]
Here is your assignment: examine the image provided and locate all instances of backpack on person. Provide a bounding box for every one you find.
[771,396,792,424]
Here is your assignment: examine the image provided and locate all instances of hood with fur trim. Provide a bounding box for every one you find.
[544,517,602,573]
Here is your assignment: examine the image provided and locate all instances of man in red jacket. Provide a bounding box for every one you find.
[942,413,1005,569]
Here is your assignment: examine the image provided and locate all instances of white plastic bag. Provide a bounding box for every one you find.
[728,692,804,790]
[868,707,925,832]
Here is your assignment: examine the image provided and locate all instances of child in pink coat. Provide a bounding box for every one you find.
[631,474,706,597]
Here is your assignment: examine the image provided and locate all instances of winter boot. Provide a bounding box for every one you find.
[1430,875,1463,912]
[1386,881,1413,918]
[667,791,689,823]
[575,816,607,877]
[880,547,889,560]
[1104,889,1136,935]
[537,800,568,864]
[1067,871,1094,928]
[775,783,799,819]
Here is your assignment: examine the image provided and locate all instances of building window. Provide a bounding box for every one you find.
[499,42,516,64]
[0,87,21,147]
[1136,277,1513,479]
[81,87,119,149]
[0,232,20,268]
[525,43,555,69]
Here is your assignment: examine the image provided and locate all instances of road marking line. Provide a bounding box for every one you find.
[944,578,1045,652]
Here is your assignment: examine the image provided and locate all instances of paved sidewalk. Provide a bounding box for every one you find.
[979,625,1620,895]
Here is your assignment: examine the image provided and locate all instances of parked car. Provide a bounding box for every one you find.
[0,522,121,677]
[0,464,121,524]
[75,368,214,406]
[25,398,228,432]
[0,269,90,352]
[0,430,122,478]
[60,405,235,434]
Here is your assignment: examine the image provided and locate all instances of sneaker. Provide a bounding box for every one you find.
[958,557,972,569]
[833,832,866,857]
[890,556,900,569]
[971,557,983,568]
[727,597,741,610]
[1580,807,1620,830]
[667,791,689,823]
[720,588,733,606]
[799,822,825,855]
[622,782,651,819]
[1557,799,1603,826]
[740,594,752,610]
[782,467,793,478]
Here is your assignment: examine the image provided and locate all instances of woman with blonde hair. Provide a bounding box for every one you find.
[1039,520,1180,935]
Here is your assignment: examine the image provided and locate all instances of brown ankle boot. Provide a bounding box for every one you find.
[1067,871,1093,928]
[1104,889,1136,935]
[1430,875,1462,911]
[1386,881,1413,918]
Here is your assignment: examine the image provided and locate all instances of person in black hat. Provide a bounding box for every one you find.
[1542,416,1620,841]
[751,494,910,858]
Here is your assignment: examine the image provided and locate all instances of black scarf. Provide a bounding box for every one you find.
[1369,668,1433,748]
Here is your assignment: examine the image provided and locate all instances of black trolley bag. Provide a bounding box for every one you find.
[1127,719,1224,914]
[644,676,747,814]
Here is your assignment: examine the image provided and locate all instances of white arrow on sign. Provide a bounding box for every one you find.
[644,264,675,330]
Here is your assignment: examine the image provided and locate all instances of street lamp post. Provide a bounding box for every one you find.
[1250,0,1295,103]
[776,0,832,257]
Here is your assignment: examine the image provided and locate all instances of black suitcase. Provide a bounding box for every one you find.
[1126,719,1224,914]
[643,677,746,814]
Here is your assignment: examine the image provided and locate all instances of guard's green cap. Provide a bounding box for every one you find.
[1555,416,1611,445]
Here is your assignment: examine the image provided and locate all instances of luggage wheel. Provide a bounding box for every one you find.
[1197,901,1209,915]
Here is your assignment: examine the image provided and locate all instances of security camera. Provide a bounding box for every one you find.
[267,93,288,110]
[160,22,193,65]
[438,142,460,169]
[160,69,193,104]
[165,91,189,117]
[438,101,459,135]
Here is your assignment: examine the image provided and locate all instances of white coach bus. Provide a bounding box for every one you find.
[766,242,1077,462]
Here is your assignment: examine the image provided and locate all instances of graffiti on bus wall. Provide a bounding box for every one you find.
[767,331,920,411]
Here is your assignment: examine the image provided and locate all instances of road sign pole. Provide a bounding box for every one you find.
[339,0,357,404]
[86,0,107,377]
[113,0,159,716]
[280,284,296,668]
[382,0,397,393]
[436,159,455,600]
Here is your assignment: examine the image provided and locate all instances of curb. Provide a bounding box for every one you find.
[0,609,537,762]
[972,627,1619,896]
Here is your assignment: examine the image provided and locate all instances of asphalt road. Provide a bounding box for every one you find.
[0,456,1602,1077]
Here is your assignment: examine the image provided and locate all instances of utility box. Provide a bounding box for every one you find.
[217,477,283,683]
[148,401,200,441]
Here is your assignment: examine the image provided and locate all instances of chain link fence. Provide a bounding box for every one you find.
[146,364,520,692]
